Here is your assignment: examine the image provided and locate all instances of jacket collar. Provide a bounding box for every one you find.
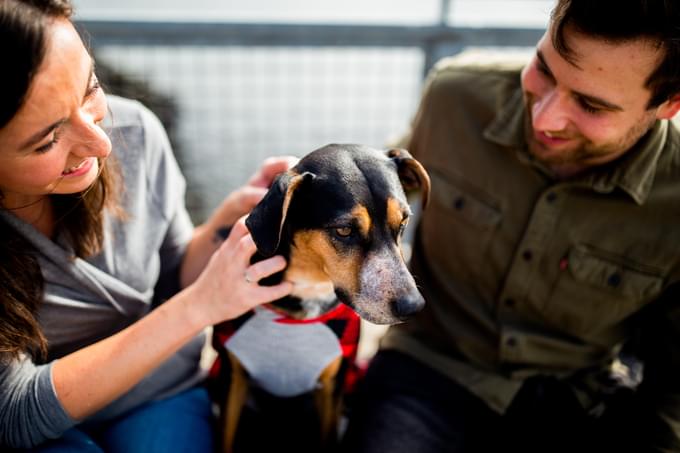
[483,84,669,205]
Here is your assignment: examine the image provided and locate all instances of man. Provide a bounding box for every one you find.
[343,1,680,451]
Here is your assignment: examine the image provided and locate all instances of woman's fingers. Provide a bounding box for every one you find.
[251,280,294,305]
[243,255,287,284]
[223,216,250,247]
[198,214,293,320]
[241,255,292,306]
[240,186,268,208]
[248,156,299,188]
[244,256,293,305]
[231,185,267,214]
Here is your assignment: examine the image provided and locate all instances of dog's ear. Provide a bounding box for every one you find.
[386,148,431,208]
[246,171,315,256]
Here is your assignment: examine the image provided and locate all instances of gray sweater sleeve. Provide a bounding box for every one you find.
[0,356,74,448]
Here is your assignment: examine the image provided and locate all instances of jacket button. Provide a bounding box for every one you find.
[607,273,622,288]
[522,250,533,261]
[453,197,465,210]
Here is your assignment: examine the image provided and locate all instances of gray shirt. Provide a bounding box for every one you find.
[0,96,205,448]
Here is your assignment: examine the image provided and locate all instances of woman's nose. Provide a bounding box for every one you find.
[68,111,111,158]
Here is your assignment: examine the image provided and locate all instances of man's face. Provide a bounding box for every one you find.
[520,27,676,177]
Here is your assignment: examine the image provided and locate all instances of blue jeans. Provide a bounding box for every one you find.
[30,386,214,453]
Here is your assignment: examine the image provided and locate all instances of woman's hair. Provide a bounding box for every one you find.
[550,0,680,108]
[0,0,121,361]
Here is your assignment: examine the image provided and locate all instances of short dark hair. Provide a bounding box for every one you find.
[550,0,680,108]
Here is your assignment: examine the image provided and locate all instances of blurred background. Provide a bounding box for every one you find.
[73,0,552,223]
[73,0,552,360]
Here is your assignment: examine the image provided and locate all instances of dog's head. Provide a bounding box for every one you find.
[246,144,430,324]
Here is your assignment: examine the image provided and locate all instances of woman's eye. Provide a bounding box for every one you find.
[35,131,61,154]
[85,77,101,100]
[335,227,353,238]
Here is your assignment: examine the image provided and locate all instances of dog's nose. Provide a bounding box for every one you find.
[392,294,426,320]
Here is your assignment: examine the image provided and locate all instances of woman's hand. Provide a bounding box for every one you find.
[180,155,299,288]
[246,155,299,188]
[215,156,299,226]
[185,217,293,327]
[53,217,292,422]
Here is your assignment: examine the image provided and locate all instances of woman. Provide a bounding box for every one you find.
[0,0,293,450]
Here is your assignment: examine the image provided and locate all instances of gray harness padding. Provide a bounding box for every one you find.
[225,307,342,397]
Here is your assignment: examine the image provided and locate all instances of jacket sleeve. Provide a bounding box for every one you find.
[636,285,680,452]
[602,284,680,452]
[0,355,75,448]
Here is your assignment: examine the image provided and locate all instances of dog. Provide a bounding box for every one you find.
[211,143,431,453]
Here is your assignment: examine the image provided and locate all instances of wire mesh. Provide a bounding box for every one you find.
[95,45,424,221]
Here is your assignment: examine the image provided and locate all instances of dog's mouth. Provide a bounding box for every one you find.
[336,290,413,325]
[349,303,407,325]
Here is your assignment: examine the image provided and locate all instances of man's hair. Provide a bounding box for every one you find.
[551,0,680,108]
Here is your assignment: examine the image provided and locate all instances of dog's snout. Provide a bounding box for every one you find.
[392,294,425,320]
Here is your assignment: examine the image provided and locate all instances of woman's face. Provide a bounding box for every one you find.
[0,18,110,210]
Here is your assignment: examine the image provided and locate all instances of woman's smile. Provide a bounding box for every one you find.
[61,157,95,177]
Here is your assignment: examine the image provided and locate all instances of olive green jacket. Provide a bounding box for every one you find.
[383,56,680,451]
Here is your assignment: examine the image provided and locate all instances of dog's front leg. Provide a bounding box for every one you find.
[315,355,344,447]
[223,351,249,453]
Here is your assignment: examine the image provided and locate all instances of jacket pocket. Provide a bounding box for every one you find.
[568,245,663,300]
[429,169,502,228]
[419,168,502,282]
[544,244,664,337]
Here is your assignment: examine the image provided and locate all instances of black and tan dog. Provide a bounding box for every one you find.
[213,143,430,452]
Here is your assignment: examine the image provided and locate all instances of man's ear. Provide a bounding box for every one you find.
[245,171,315,257]
[386,148,431,209]
[656,94,680,120]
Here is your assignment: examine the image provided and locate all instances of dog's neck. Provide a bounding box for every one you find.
[270,273,340,320]
[270,295,340,320]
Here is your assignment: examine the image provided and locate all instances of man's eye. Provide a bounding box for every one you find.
[578,98,602,114]
[536,61,552,79]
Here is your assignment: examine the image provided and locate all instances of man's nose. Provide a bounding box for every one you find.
[531,90,569,132]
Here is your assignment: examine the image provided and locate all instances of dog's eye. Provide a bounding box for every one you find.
[399,218,409,233]
[335,226,353,238]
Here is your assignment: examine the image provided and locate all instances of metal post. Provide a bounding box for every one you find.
[440,0,452,26]
[424,0,455,76]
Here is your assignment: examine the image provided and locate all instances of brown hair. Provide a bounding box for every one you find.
[550,0,680,108]
[0,0,121,361]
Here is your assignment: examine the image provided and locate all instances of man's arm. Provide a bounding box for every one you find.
[603,283,680,452]
[637,284,680,451]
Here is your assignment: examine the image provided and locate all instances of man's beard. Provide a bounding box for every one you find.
[523,97,657,171]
